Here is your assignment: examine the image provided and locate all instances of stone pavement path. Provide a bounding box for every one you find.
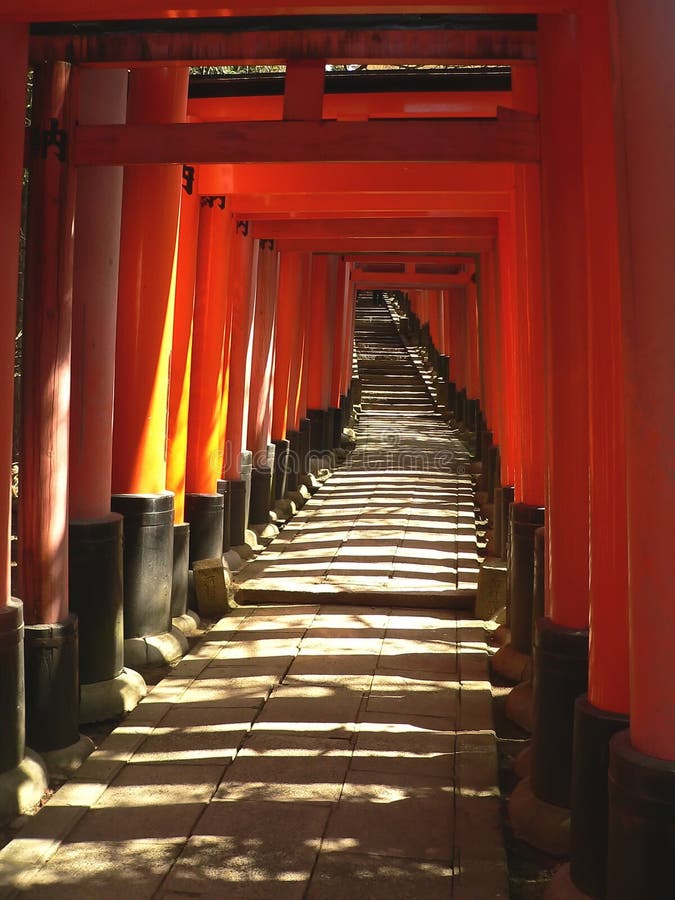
[237,294,480,605]
[0,603,508,899]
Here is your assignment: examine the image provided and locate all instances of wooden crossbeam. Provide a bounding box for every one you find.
[274,237,494,252]
[231,191,511,217]
[353,271,472,287]
[29,28,537,66]
[251,217,495,239]
[73,114,539,166]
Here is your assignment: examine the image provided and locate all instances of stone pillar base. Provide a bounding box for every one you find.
[0,751,48,828]
[475,557,507,619]
[506,680,534,733]
[124,629,187,670]
[79,667,147,724]
[492,642,532,683]
[39,734,94,780]
[509,776,570,858]
[607,729,675,900]
[570,697,628,898]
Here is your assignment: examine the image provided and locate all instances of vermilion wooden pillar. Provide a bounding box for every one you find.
[224,226,258,478]
[19,62,82,755]
[513,15,590,834]
[606,2,675,896]
[248,242,279,464]
[330,259,350,411]
[166,171,201,616]
[167,174,201,524]
[0,22,48,814]
[542,4,631,896]
[223,224,258,541]
[496,214,519,489]
[111,67,189,667]
[247,241,279,526]
[68,69,146,724]
[272,252,306,442]
[186,199,231,496]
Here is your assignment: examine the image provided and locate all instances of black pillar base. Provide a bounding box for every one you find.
[299,418,311,476]
[68,513,124,685]
[487,445,500,501]
[227,480,247,547]
[307,408,326,454]
[509,503,546,656]
[239,450,253,530]
[607,730,675,900]
[216,480,232,552]
[570,696,629,898]
[171,522,190,619]
[24,614,80,753]
[249,466,273,526]
[456,387,467,423]
[330,406,343,449]
[184,492,224,565]
[0,600,24,773]
[110,492,174,640]
[324,408,336,452]
[271,439,290,501]
[533,526,546,625]
[532,617,589,808]
[285,430,301,492]
[465,397,478,432]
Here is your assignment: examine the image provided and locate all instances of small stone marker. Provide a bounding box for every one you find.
[475,557,507,619]
[192,558,236,618]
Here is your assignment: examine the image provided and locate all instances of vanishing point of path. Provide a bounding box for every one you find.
[0,295,507,898]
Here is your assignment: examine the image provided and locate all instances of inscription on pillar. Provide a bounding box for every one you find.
[41,118,67,162]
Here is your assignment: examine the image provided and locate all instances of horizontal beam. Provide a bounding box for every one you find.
[232,191,511,217]
[31,28,537,66]
[353,271,472,287]
[198,161,515,195]
[4,2,578,24]
[346,253,478,265]
[275,237,495,252]
[189,90,514,122]
[73,114,539,166]
[251,217,496,239]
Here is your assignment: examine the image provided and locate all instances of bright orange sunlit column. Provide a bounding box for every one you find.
[223,226,258,479]
[112,67,188,496]
[186,199,232,494]
[166,174,200,523]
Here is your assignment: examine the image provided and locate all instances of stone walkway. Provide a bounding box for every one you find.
[237,295,480,605]
[0,603,507,899]
[0,294,506,898]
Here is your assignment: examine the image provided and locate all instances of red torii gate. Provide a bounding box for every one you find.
[0,5,672,899]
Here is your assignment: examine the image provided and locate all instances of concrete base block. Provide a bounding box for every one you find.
[193,558,235,619]
[244,528,265,552]
[513,744,533,780]
[545,864,594,900]
[171,610,201,636]
[273,498,297,521]
[124,629,187,670]
[492,642,532,683]
[79,667,147,724]
[506,680,534,733]
[222,548,245,572]
[39,734,95,781]
[232,542,256,561]
[475,557,508,619]
[251,522,280,545]
[287,485,311,509]
[509,776,571,858]
[0,751,48,827]
[301,473,322,493]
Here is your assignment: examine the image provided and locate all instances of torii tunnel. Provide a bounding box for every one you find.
[0,2,673,898]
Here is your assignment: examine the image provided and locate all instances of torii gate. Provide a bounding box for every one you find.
[0,5,672,899]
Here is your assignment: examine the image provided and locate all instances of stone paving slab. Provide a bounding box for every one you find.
[0,602,508,899]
